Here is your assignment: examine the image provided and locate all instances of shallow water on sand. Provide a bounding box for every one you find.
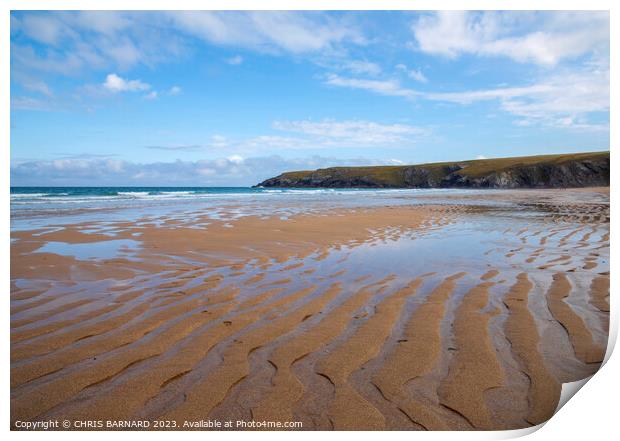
[34,239,142,261]
[10,187,536,230]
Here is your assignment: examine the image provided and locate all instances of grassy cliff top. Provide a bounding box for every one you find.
[272,151,609,187]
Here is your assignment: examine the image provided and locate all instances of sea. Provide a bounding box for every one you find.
[9,186,526,233]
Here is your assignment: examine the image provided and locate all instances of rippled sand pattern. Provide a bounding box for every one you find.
[10,189,610,430]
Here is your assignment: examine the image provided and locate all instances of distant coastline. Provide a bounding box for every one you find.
[256,151,610,189]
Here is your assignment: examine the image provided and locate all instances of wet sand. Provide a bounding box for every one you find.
[10,188,610,430]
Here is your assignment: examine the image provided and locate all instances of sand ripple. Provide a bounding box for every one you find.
[10,190,610,430]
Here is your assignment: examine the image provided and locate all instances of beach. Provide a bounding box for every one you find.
[10,187,610,430]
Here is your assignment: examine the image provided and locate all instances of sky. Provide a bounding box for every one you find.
[10,10,610,186]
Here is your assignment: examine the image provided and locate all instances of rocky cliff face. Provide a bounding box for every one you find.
[256,152,610,189]
[440,160,609,188]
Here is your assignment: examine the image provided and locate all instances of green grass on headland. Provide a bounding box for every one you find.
[258,151,610,188]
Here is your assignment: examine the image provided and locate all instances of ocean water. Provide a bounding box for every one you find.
[10,186,526,234]
[10,186,486,212]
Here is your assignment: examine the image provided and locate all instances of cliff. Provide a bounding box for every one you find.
[256,151,610,189]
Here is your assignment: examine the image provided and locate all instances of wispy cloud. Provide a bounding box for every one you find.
[145,144,205,151]
[325,59,608,132]
[168,85,182,95]
[140,119,429,156]
[424,61,609,130]
[341,60,381,76]
[11,155,403,186]
[10,10,610,175]
[10,11,366,83]
[18,77,54,96]
[67,153,118,159]
[225,55,244,65]
[16,13,70,46]
[324,74,418,98]
[411,11,609,66]
[11,11,186,76]
[395,64,428,83]
[11,96,53,111]
[103,73,150,92]
[167,11,364,55]
[273,119,427,145]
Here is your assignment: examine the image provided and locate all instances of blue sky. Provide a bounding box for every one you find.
[10,11,610,186]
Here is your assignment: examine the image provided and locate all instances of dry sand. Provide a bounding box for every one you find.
[10,189,610,430]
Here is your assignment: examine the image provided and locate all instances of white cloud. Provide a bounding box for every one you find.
[225,55,243,65]
[18,77,54,96]
[195,120,428,153]
[144,91,158,100]
[412,11,609,66]
[11,12,187,76]
[19,13,69,46]
[408,69,427,83]
[145,144,204,151]
[273,119,427,145]
[424,84,550,104]
[395,64,428,83]
[236,135,313,151]
[11,155,403,186]
[425,62,609,130]
[10,10,366,97]
[64,11,132,36]
[11,43,85,76]
[166,11,364,54]
[103,73,150,92]
[210,135,228,148]
[11,96,51,111]
[324,74,417,98]
[141,119,428,155]
[103,40,142,68]
[326,58,608,132]
[168,85,182,95]
[342,60,381,76]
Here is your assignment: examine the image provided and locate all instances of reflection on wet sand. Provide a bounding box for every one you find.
[10,188,609,430]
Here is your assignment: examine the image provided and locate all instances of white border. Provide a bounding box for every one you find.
[2,1,616,440]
